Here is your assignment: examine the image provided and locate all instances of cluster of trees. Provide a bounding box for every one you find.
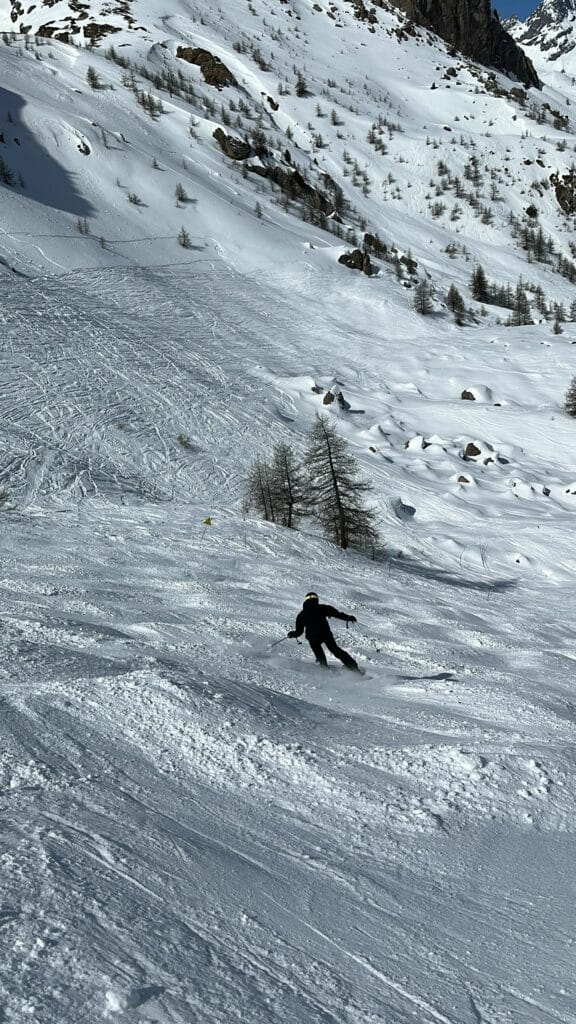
[470,266,534,325]
[244,415,379,553]
[426,150,502,224]
[508,214,576,284]
[470,265,574,328]
[414,264,576,331]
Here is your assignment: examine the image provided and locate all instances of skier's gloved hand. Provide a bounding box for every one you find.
[347,615,357,624]
[287,630,297,639]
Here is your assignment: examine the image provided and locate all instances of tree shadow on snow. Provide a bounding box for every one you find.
[387,553,518,593]
[395,670,457,683]
[0,88,94,216]
[127,986,165,1009]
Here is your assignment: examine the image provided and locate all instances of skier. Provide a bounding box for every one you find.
[287,592,360,671]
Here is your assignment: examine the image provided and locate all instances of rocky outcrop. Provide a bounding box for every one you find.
[551,167,576,215]
[338,249,373,275]
[345,0,378,23]
[176,47,237,89]
[249,165,335,214]
[395,0,540,88]
[212,128,251,161]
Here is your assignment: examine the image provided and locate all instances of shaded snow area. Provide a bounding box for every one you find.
[1,262,575,1024]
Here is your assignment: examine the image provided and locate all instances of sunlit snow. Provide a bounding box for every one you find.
[1,2,575,1022]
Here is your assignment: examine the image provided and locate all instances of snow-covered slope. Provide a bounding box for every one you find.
[1,3,576,1023]
[2,259,576,1024]
[0,0,574,302]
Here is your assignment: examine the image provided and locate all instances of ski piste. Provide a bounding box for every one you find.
[1,0,576,1017]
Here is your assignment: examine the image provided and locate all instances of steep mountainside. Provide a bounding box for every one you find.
[508,0,576,60]
[398,0,540,85]
[0,0,574,326]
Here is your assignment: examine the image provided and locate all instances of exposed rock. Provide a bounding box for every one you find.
[400,252,418,274]
[212,128,251,160]
[392,498,416,518]
[512,0,576,62]
[364,232,388,257]
[345,0,378,22]
[338,249,363,271]
[249,165,335,214]
[461,385,494,403]
[395,0,540,88]
[550,167,576,215]
[338,249,373,275]
[83,22,120,40]
[176,47,237,89]
[324,387,352,409]
[463,441,482,458]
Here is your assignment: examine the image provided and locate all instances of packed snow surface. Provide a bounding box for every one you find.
[1,261,575,1024]
[1,0,576,1020]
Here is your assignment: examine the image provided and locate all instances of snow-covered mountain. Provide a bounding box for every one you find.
[1,3,576,1023]
[0,0,574,287]
[508,0,576,65]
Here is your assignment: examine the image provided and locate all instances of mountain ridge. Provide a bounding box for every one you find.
[508,0,576,60]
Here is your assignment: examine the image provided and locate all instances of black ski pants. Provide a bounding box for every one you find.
[307,632,358,671]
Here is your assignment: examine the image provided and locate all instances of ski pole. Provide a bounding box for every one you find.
[270,635,301,648]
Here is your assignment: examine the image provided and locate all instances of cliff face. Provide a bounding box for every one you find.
[397,0,541,88]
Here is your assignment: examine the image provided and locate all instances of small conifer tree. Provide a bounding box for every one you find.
[414,280,433,316]
[446,284,465,324]
[470,265,490,303]
[86,65,101,89]
[295,71,308,97]
[269,442,306,528]
[304,414,379,551]
[244,455,277,522]
[0,156,15,186]
[564,377,576,416]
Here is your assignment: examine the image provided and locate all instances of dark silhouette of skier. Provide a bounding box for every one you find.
[288,592,360,671]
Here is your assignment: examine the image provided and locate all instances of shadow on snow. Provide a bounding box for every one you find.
[387,553,518,593]
[0,89,94,217]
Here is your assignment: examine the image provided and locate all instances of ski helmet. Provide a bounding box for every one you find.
[304,592,319,603]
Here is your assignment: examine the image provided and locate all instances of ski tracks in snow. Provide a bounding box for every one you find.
[1,265,576,1023]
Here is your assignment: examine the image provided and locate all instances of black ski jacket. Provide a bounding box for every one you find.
[293,603,350,642]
